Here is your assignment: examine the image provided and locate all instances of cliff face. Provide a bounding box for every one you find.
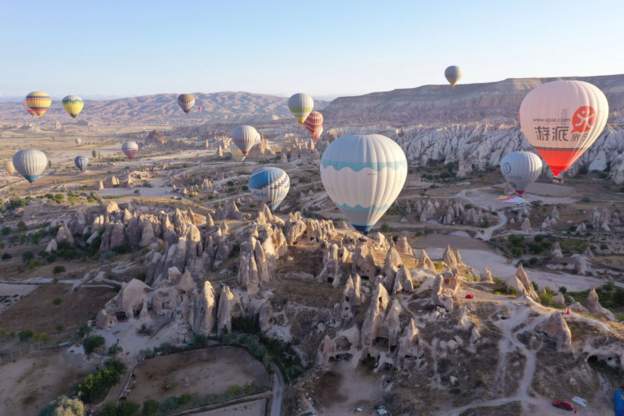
[322,75,624,182]
[323,75,624,125]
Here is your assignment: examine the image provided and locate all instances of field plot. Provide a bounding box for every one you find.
[127,346,271,406]
[0,284,116,341]
[0,350,90,416]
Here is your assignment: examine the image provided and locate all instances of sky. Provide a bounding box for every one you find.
[1,0,624,99]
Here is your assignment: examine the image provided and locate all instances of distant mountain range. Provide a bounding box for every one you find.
[2,75,624,128]
[0,92,328,126]
[322,74,624,126]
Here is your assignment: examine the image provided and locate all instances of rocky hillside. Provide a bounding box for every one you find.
[324,122,624,184]
[321,75,624,183]
[0,92,328,126]
[323,74,624,125]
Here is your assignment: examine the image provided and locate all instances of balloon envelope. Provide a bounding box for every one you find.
[304,111,324,142]
[248,167,290,210]
[519,80,609,177]
[320,134,407,233]
[74,156,89,172]
[288,93,314,124]
[12,149,48,183]
[178,94,196,113]
[122,141,139,159]
[231,125,260,157]
[62,95,84,118]
[25,91,52,117]
[500,151,543,195]
[444,66,462,86]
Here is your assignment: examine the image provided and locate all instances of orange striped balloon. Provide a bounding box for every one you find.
[304,111,323,142]
[25,91,52,117]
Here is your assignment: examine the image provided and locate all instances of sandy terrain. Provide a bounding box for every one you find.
[429,247,607,291]
[0,350,91,416]
[459,185,577,211]
[127,346,271,405]
[315,361,384,416]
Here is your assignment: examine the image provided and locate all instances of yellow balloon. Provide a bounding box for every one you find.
[62,95,84,118]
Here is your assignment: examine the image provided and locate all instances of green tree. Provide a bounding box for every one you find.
[83,335,106,354]
[51,396,86,416]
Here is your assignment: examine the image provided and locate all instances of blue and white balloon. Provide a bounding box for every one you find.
[74,156,89,172]
[248,167,290,210]
[320,134,408,233]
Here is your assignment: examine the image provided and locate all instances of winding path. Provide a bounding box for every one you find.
[437,300,555,416]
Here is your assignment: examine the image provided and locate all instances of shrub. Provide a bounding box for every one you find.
[76,359,125,403]
[1,226,11,236]
[78,324,92,338]
[83,335,106,354]
[1,253,11,260]
[141,400,158,416]
[22,251,34,263]
[98,401,140,416]
[53,297,63,306]
[17,221,27,232]
[41,396,86,416]
[539,288,556,307]
[53,265,66,274]
[18,330,33,342]
[112,244,130,255]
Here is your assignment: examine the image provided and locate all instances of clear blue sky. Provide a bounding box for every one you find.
[2,0,623,98]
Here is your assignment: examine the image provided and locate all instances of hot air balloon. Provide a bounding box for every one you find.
[288,93,314,124]
[25,91,52,117]
[75,138,82,145]
[320,134,407,233]
[248,167,290,210]
[62,95,84,118]
[178,94,196,114]
[231,125,260,158]
[122,141,139,159]
[304,111,324,142]
[519,80,609,178]
[74,156,89,172]
[12,149,48,183]
[500,151,543,195]
[444,66,462,86]
[5,160,16,176]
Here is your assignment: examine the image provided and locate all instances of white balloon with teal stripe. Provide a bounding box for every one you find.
[320,134,407,233]
[248,167,290,210]
[12,149,48,183]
